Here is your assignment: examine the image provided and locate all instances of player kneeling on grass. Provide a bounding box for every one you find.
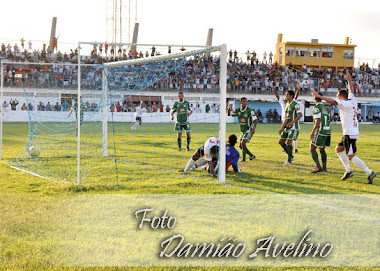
[183,137,219,178]
[310,92,331,173]
[226,134,242,173]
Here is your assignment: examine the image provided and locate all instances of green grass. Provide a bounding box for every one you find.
[0,122,379,270]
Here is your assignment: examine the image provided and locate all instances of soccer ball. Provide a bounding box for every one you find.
[29,146,41,158]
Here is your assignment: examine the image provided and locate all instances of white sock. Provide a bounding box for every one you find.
[184,159,196,173]
[337,151,352,172]
[351,156,372,176]
[195,159,208,168]
[294,140,298,150]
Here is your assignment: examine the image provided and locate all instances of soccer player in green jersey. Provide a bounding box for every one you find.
[310,92,331,173]
[279,90,303,165]
[170,92,192,151]
[229,97,258,162]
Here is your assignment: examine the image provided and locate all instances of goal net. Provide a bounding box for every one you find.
[0,43,227,186]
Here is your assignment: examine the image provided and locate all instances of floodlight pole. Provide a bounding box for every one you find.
[0,61,3,161]
[218,44,227,184]
[77,44,81,185]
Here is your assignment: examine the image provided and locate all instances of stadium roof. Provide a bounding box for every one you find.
[361,103,380,107]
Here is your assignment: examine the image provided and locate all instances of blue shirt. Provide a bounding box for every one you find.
[226,144,240,172]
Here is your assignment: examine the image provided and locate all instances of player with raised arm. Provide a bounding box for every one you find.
[131,101,147,131]
[228,97,258,162]
[278,90,303,165]
[170,92,192,151]
[312,71,376,184]
[273,85,301,153]
[183,137,219,178]
[309,92,331,173]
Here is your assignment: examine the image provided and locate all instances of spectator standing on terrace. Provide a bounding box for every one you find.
[53,36,58,52]
[205,104,210,113]
[105,42,109,55]
[28,102,33,111]
[20,38,25,50]
[2,101,9,112]
[54,102,61,111]
[28,40,32,50]
[46,102,52,111]
[269,51,273,64]
[263,51,267,63]
[10,99,19,111]
[368,107,374,122]
[99,43,103,55]
[21,103,27,111]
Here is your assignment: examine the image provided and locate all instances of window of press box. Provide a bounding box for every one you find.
[322,46,334,58]
[296,48,308,57]
[286,47,295,57]
[309,48,321,57]
[343,50,354,59]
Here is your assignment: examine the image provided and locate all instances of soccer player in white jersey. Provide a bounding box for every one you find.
[273,85,301,153]
[183,137,219,178]
[312,71,376,184]
[131,102,147,131]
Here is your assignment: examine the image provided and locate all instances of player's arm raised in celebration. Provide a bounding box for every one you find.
[346,70,353,94]
[295,84,301,100]
[272,86,280,101]
[312,90,338,106]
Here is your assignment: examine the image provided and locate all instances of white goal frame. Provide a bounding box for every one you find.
[78,42,227,185]
[0,43,227,185]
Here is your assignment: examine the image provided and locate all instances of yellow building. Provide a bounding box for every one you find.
[274,34,356,71]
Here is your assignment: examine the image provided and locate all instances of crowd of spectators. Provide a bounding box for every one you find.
[1,40,380,97]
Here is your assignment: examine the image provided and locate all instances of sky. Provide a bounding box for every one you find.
[1,0,379,65]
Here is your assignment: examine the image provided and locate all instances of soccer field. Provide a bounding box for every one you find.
[1,123,380,271]
[1,122,379,194]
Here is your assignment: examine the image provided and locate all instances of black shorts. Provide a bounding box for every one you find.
[136,117,141,123]
[338,135,357,155]
[196,146,205,157]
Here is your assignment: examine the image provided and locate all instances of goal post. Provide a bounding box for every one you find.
[99,43,228,184]
[1,42,228,185]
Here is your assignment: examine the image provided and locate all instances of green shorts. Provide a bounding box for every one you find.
[240,130,252,142]
[175,122,191,133]
[281,129,299,141]
[311,132,331,148]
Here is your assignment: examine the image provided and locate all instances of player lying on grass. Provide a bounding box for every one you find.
[228,97,258,162]
[310,92,331,173]
[311,71,376,184]
[183,137,219,178]
[183,134,242,176]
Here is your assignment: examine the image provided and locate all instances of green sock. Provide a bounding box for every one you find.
[187,137,191,149]
[177,138,182,149]
[311,149,321,167]
[320,151,327,170]
[281,144,288,153]
[245,145,253,157]
[242,145,247,161]
[287,144,293,163]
